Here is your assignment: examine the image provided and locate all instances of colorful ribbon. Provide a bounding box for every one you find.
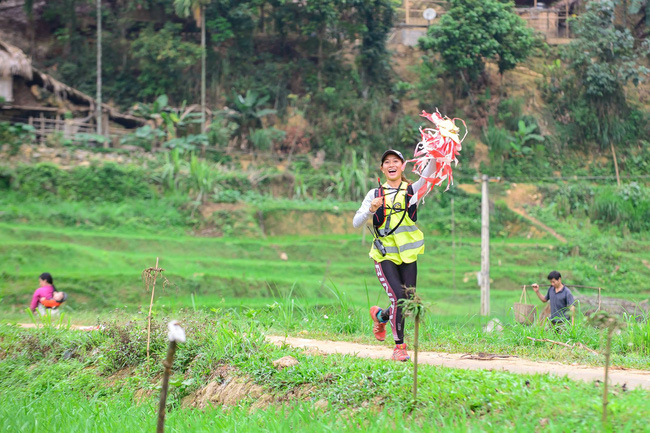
[407,109,467,205]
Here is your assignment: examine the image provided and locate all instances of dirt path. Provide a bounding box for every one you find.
[267,336,650,390]
[16,323,649,390]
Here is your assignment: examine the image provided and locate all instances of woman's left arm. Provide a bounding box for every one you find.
[409,158,436,206]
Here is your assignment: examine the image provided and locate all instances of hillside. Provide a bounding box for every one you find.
[2,3,650,432]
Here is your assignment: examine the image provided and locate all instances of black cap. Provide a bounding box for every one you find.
[381,149,405,163]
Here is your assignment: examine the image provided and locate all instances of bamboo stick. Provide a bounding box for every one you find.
[146,257,160,364]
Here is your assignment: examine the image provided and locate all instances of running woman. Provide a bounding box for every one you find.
[352,149,435,361]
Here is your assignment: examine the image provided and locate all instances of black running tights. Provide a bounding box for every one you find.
[373,260,417,344]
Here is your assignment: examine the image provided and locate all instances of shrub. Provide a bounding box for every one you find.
[0,122,36,155]
[591,183,650,232]
[12,162,155,201]
[14,163,67,198]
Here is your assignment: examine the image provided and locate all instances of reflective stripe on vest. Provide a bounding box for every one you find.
[369,181,424,264]
[385,224,420,236]
[383,239,425,254]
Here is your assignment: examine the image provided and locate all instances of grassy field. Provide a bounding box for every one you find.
[2,194,650,432]
[0,221,588,315]
[2,217,650,368]
[3,216,649,316]
[1,315,649,433]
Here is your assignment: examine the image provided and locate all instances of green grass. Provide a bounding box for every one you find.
[3,218,649,316]
[0,221,568,313]
[1,317,649,433]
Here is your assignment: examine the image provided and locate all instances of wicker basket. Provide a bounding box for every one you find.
[514,286,537,325]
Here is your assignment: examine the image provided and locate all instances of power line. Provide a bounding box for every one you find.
[503,175,650,182]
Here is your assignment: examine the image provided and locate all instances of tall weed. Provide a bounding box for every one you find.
[335,149,370,201]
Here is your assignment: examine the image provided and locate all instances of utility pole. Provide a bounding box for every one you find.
[96,0,102,138]
[477,174,500,316]
[480,175,489,316]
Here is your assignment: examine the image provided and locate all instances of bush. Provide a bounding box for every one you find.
[0,122,36,155]
[497,98,524,132]
[541,182,650,233]
[14,163,67,198]
[12,162,155,201]
[0,165,14,190]
[591,183,650,233]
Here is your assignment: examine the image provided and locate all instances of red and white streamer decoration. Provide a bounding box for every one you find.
[407,109,467,205]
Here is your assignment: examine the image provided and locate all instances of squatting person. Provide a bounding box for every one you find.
[29,272,56,314]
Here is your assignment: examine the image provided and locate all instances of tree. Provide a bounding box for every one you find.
[131,23,202,102]
[97,0,102,138]
[562,0,650,147]
[418,0,535,86]
[174,0,211,133]
[352,0,395,93]
[300,0,339,91]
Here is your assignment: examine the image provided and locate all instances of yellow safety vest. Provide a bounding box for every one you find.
[369,181,424,264]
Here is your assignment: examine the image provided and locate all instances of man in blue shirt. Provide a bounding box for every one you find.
[532,270,576,325]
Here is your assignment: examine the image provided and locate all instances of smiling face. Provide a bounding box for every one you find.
[381,155,404,183]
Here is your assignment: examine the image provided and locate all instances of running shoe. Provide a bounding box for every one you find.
[391,343,410,362]
[369,306,386,341]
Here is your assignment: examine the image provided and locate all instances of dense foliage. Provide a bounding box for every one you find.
[539,182,650,233]
[32,0,394,107]
[419,0,536,84]
[542,0,650,148]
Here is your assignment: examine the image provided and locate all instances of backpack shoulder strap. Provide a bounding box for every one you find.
[373,186,386,228]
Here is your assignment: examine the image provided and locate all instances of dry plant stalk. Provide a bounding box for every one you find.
[525,336,599,355]
[400,287,427,403]
[588,311,626,426]
[157,321,186,433]
[141,257,170,365]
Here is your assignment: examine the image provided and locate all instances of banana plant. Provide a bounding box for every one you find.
[225,90,277,149]
[509,120,544,157]
[131,95,184,141]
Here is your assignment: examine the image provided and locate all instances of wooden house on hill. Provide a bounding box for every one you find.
[0,39,143,146]
[514,0,582,43]
[394,0,584,45]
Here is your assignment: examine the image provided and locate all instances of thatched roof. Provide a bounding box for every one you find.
[0,39,143,128]
[0,39,32,80]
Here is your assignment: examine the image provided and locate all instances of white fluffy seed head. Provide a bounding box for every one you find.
[167,320,186,343]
